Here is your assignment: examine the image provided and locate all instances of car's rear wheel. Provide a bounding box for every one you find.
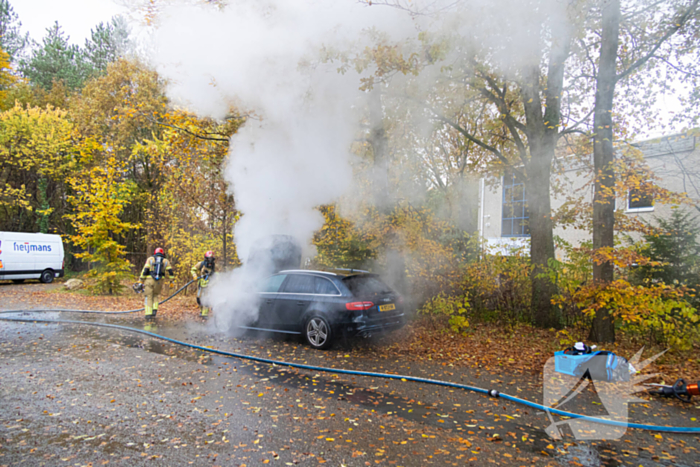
[304,315,333,350]
[40,270,54,284]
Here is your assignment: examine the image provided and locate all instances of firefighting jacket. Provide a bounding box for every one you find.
[191,259,215,280]
[140,255,174,281]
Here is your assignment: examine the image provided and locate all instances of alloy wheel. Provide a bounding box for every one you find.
[306,317,328,348]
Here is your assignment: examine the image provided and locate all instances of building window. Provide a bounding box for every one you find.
[627,187,654,212]
[502,170,529,237]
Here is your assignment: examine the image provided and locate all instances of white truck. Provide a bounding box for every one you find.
[0,232,65,283]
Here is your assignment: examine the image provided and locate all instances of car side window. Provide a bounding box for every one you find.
[262,274,287,293]
[281,274,315,294]
[314,277,338,295]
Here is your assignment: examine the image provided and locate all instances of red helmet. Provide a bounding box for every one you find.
[205,250,214,258]
[154,247,164,255]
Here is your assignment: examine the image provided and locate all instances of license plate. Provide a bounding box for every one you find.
[378,303,396,312]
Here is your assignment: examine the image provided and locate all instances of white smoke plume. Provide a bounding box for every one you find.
[147,0,575,330]
[148,0,416,330]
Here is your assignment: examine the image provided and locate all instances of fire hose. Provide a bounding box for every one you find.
[0,278,198,315]
[0,301,699,433]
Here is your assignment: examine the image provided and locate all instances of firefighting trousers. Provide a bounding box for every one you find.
[143,277,164,317]
[197,278,210,317]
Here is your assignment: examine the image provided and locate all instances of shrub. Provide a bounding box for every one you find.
[630,210,700,306]
[551,235,700,349]
[419,292,470,333]
[548,238,594,328]
[570,279,699,350]
[460,251,532,324]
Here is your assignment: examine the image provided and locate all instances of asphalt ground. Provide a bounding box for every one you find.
[1,282,699,466]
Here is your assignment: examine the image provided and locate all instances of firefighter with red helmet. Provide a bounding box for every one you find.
[191,250,215,318]
[138,247,174,320]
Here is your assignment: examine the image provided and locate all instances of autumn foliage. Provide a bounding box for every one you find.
[67,157,139,294]
[1,11,699,355]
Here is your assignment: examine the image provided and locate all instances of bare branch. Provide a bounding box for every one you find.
[140,112,233,142]
[224,113,252,121]
[563,107,595,133]
[652,54,700,78]
[560,128,589,136]
[362,0,462,17]
[408,97,519,172]
[616,0,700,82]
[579,38,599,79]
[475,72,529,162]
[622,0,668,21]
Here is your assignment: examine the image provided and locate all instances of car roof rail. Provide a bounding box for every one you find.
[278,269,337,275]
[330,267,370,273]
[318,267,372,276]
[279,267,372,276]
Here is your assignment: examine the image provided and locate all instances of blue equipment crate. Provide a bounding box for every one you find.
[554,351,592,377]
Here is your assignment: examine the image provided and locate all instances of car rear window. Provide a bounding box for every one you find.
[343,276,392,296]
[314,277,338,295]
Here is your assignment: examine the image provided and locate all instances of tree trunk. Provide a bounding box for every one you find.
[37,177,50,233]
[589,0,620,344]
[527,137,559,328]
[520,29,571,328]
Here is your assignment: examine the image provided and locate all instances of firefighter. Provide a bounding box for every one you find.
[138,247,174,320]
[191,250,215,318]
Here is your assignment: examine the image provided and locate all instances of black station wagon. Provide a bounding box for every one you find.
[241,269,405,349]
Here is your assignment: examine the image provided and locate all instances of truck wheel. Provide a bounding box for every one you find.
[40,270,55,284]
[304,315,333,350]
[12,279,25,284]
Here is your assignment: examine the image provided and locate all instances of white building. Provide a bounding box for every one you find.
[477,130,700,258]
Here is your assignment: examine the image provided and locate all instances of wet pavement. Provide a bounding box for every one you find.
[1,283,700,466]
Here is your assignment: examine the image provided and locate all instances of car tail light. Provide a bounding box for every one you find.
[346,301,374,311]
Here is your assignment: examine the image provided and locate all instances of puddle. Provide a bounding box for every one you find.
[557,443,604,467]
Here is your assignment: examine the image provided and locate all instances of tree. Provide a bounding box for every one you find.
[0,44,15,102]
[1,77,72,111]
[71,58,244,273]
[83,16,130,77]
[70,58,168,255]
[0,103,76,232]
[67,156,139,294]
[589,0,621,343]
[633,210,700,297]
[313,204,377,269]
[134,107,243,271]
[0,0,28,63]
[19,23,89,90]
[0,1,21,103]
[586,0,700,342]
[355,0,585,327]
